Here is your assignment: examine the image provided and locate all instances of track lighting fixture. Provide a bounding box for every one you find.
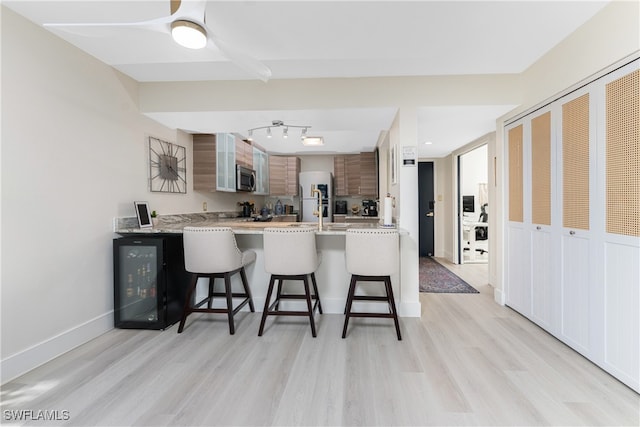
[247,120,312,143]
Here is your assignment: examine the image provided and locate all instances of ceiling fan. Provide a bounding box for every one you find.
[43,0,272,82]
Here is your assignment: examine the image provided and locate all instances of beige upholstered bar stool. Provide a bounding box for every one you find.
[259,227,323,337]
[342,229,401,340]
[178,227,255,334]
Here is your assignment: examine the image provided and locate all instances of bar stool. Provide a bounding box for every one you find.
[178,227,255,334]
[342,229,401,340]
[258,227,323,337]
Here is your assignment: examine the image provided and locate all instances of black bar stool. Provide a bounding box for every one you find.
[178,227,255,334]
[342,229,401,340]
[258,227,323,337]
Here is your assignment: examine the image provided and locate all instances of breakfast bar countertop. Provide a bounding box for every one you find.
[115,220,402,236]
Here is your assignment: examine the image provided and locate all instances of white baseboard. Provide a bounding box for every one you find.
[399,301,422,317]
[1,312,114,385]
[494,287,505,306]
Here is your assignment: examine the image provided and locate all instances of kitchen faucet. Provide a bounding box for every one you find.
[311,186,323,232]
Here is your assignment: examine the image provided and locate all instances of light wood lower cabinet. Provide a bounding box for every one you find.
[505,60,639,392]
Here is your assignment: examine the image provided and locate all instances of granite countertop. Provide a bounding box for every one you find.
[115,212,399,236]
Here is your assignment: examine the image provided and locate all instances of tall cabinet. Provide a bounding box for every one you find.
[505,59,639,392]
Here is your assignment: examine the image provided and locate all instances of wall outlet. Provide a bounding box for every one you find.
[202,202,207,212]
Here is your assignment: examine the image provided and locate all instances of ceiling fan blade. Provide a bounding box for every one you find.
[207,33,272,82]
[42,14,174,38]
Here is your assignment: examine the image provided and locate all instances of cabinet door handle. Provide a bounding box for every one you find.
[536,226,542,230]
[569,230,576,236]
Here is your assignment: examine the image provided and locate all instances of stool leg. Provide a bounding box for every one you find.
[258,275,277,336]
[239,267,255,312]
[342,275,358,338]
[224,272,235,335]
[178,273,199,333]
[274,279,283,311]
[207,276,215,309]
[385,277,402,340]
[303,275,317,337]
[310,272,323,314]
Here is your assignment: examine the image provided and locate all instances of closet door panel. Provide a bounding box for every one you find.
[603,242,639,390]
[531,230,554,330]
[600,64,640,391]
[506,226,531,316]
[506,121,531,315]
[560,234,591,353]
[558,87,595,356]
[530,109,557,331]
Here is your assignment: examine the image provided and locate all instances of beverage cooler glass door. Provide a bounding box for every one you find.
[114,238,164,328]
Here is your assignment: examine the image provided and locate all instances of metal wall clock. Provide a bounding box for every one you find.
[148,136,187,193]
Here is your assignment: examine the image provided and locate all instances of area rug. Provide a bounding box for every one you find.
[419,257,479,294]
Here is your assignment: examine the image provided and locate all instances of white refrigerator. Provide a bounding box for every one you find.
[299,171,333,223]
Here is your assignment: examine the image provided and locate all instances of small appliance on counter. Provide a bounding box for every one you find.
[335,200,347,214]
[362,200,378,217]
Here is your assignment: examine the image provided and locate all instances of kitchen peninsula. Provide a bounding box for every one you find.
[115,213,418,318]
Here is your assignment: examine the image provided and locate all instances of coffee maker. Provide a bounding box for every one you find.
[362,200,378,217]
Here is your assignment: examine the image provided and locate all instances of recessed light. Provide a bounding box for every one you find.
[302,136,324,146]
[424,141,433,145]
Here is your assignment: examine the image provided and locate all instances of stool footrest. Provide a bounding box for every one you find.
[351,295,390,302]
[347,312,396,319]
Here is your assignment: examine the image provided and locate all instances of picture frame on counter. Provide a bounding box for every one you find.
[134,201,153,228]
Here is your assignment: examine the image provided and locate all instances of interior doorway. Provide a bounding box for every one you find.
[458,145,489,264]
[418,162,435,257]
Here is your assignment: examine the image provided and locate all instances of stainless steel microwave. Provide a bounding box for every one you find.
[236,165,256,192]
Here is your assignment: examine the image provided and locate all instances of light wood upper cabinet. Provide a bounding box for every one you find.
[193,133,251,192]
[269,155,300,196]
[235,136,253,169]
[334,151,377,197]
[346,154,361,195]
[359,151,377,196]
[192,134,217,192]
[285,157,300,196]
[334,156,347,196]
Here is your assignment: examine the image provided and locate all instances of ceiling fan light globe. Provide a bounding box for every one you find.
[171,20,207,49]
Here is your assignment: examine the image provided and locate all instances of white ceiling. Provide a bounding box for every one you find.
[5,0,609,157]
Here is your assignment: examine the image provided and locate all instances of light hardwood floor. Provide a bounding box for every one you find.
[2,261,638,426]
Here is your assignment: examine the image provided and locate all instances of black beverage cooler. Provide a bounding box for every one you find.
[113,235,190,329]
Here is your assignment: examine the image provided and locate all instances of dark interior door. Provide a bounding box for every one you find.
[418,162,435,257]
